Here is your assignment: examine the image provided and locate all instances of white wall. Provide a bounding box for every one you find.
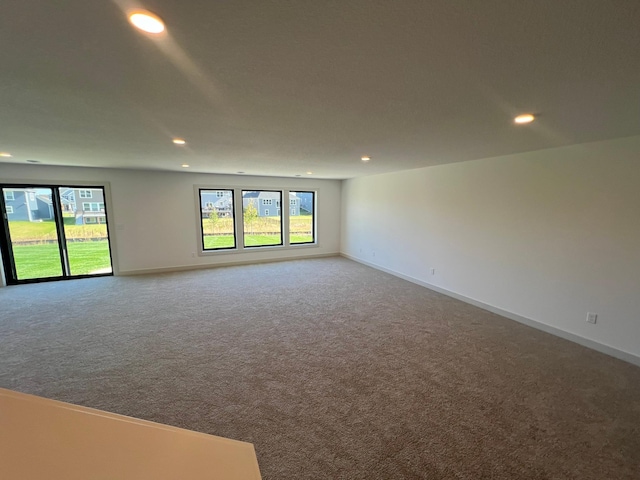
[0,165,341,275]
[341,135,640,361]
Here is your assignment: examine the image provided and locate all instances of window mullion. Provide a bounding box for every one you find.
[282,189,290,246]
[235,189,245,250]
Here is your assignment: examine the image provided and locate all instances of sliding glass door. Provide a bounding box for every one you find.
[58,187,112,276]
[0,185,113,284]
[3,187,64,280]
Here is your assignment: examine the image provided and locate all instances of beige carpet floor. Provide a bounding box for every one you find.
[1,257,639,479]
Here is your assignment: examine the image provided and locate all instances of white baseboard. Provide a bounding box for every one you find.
[119,252,339,276]
[341,253,640,368]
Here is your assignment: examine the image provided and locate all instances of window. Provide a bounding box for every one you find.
[290,191,315,244]
[82,202,104,212]
[199,189,235,250]
[243,190,282,247]
[196,188,315,252]
[4,191,14,201]
[0,185,113,284]
[79,190,92,198]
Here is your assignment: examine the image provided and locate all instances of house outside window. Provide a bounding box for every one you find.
[6,206,13,214]
[4,191,14,201]
[79,190,92,198]
[262,199,272,205]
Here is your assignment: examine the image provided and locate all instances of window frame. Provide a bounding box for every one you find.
[242,190,283,248]
[6,206,13,214]
[0,182,116,285]
[4,191,15,201]
[194,185,318,256]
[79,190,92,198]
[289,191,316,245]
[199,188,237,252]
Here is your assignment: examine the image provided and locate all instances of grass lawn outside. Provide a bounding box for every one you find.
[202,215,313,236]
[203,234,283,248]
[244,235,283,247]
[12,241,112,280]
[8,220,107,242]
[203,236,236,249]
[289,215,313,236]
[9,217,310,279]
[202,214,314,249]
[290,234,314,244]
[203,233,314,249]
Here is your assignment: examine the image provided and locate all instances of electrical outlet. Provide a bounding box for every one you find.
[586,312,597,324]
[430,268,436,275]
[372,251,376,257]
[191,252,196,258]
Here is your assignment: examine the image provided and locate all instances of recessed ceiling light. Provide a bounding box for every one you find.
[26,159,40,163]
[306,171,313,175]
[295,175,302,177]
[237,171,245,174]
[172,138,186,145]
[514,114,535,124]
[129,11,165,34]
[0,152,12,158]
[361,155,371,162]
[181,164,189,168]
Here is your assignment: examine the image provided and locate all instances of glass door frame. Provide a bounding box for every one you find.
[0,183,114,285]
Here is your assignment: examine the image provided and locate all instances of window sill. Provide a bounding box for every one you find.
[199,242,319,257]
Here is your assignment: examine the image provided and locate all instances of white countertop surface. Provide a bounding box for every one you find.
[0,387,262,480]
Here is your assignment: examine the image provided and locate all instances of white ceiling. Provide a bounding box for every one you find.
[1,1,639,179]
